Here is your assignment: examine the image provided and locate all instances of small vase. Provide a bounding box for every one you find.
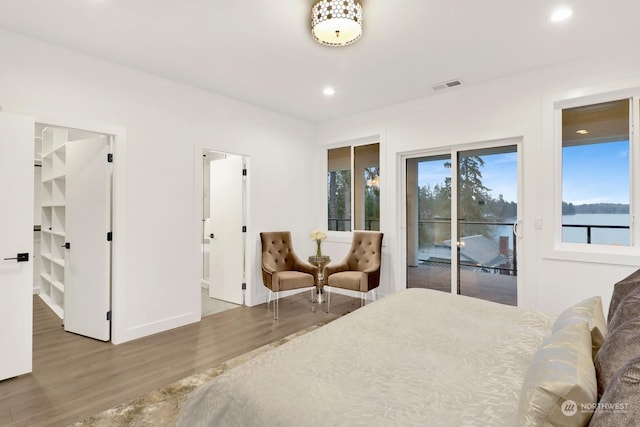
[316,240,322,258]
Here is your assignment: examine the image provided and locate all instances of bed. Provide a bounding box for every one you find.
[177,277,640,427]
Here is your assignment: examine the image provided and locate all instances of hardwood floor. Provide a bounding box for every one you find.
[0,292,361,427]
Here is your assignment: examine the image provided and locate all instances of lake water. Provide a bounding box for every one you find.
[420,213,631,255]
[562,213,630,245]
[490,213,630,248]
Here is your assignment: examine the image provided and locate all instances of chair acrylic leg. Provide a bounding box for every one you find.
[327,287,331,313]
[274,292,279,320]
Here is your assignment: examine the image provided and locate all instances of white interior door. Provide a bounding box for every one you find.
[209,156,244,305]
[64,136,111,341]
[0,112,34,380]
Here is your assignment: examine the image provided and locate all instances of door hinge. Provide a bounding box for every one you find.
[107,231,113,241]
[242,226,247,232]
[106,311,112,321]
[107,153,113,163]
[242,168,247,176]
[63,242,71,249]
[241,282,246,290]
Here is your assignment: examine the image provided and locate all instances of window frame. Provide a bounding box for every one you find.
[543,81,640,265]
[324,134,383,235]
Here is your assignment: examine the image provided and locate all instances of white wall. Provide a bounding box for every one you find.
[0,30,317,343]
[316,48,640,316]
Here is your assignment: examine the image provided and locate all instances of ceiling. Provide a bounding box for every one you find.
[1,0,640,123]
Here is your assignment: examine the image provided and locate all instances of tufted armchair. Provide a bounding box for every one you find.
[324,231,383,312]
[260,231,318,320]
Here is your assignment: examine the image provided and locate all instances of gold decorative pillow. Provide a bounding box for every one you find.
[518,322,597,426]
[553,296,607,359]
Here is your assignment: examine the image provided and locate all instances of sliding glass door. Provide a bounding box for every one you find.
[406,144,519,306]
[406,155,452,293]
[456,146,518,305]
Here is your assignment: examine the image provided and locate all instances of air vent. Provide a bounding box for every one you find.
[432,79,464,91]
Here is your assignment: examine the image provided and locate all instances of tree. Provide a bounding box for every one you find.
[328,170,351,230]
[364,167,380,230]
[447,156,492,237]
[452,156,492,221]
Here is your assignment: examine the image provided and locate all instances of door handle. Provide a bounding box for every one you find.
[3,252,29,262]
[513,220,523,239]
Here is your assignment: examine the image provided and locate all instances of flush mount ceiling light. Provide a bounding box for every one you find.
[550,6,573,22]
[311,0,363,47]
[323,86,336,96]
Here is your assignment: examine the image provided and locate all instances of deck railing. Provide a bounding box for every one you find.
[328,218,380,231]
[418,219,518,276]
[562,224,630,244]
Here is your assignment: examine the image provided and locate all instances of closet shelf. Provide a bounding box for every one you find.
[38,126,68,320]
[51,280,64,293]
[43,173,65,183]
[38,292,64,318]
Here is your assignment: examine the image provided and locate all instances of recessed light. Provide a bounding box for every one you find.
[576,129,589,135]
[551,7,573,22]
[323,87,335,96]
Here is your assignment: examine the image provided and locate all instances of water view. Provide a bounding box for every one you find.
[562,213,630,246]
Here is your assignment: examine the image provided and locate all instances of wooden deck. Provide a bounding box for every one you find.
[407,264,517,306]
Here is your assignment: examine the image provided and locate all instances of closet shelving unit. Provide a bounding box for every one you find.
[39,127,68,318]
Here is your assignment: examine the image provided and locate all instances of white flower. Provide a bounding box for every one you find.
[310,229,327,242]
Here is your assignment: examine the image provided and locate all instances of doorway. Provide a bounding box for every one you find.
[405,142,520,306]
[200,150,246,317]
[33,122,113,341]
[1,110,124,381]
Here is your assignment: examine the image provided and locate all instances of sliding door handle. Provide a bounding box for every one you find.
[513,220,523,239]
[3,252,29,262]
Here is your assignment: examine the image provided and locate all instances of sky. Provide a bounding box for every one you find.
[417,141,629,206]
[562,140,629,205]
[418,152,518,202]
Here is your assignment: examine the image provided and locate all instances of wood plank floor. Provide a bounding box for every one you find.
[0,292,361,427]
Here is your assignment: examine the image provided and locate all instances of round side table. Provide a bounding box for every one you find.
[308,255,330,303]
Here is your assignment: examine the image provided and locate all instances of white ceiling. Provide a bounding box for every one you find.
[1,0,640,123]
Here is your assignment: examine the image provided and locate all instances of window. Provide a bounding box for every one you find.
[327,147,351,231]
[327,143,380,231]
[561,99,631,246]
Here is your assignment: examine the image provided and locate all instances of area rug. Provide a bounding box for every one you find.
[71,323,326,427]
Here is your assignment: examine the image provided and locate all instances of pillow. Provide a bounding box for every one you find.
[589,355,640,427]
[607,285,640,333]
[518,322,597,427]
[554,296,607,359]
[607,269,640,323]
[594,316,640,399]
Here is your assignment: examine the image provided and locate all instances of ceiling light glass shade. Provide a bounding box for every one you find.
[311,0,363,47]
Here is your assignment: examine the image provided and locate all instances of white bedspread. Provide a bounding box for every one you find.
[177,288,555,426]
